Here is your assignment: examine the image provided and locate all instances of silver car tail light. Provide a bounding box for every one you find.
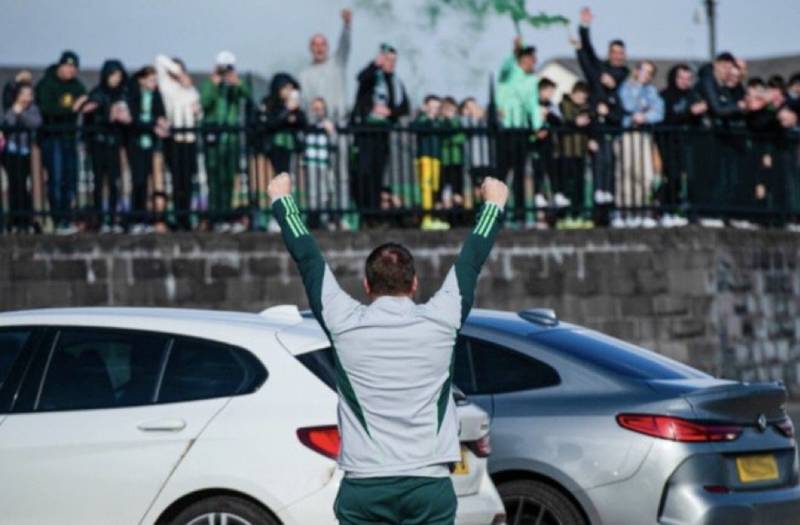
[616,414,742,442]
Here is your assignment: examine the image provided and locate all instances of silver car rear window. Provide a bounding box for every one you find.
[532,329,710,380]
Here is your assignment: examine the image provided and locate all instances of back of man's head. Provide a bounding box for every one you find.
[365,243,416,297]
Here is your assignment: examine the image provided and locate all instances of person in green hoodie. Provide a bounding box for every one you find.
[35,50,87,232]
[200,51,252,228]
[496,38,542,224]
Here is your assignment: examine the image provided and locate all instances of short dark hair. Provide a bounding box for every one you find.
[571,80,589,94]
[768,75,786,90]
[423,94,440,104]
[609,39,625,49]
[715,52,736,64]
[135,66,156,80]
[747,77,765,89]
[515,46,536,59]
[442,96,458,107]
[365,243,416,296]
[789,72,800,86]
[538,77,556,90]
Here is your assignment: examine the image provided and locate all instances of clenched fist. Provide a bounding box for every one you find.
[481,177,509,208]
[268,172,292,201]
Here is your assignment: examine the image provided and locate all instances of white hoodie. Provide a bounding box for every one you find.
[155,55,201,142]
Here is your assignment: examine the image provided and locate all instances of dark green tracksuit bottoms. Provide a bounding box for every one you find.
[334,476,457,525]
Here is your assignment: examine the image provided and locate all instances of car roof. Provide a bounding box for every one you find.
[0,307,295,334]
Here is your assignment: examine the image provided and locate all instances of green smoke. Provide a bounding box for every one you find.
[424,0,569,35]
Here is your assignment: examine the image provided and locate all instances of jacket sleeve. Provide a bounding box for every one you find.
[394,81,410,120]
[644,87,665,123]
[335,23,351,66]
[154,91,167,120]
[424,202,504,329]
[34,79,55,117]
[530,77,543,130]
[698,73,741,118]
[199,81,216,115]
[20,105,42,128]
[619,82,637,115]
[577,25,602,85]
[579,25,599,68]
[271,195,362,335]
[352,63,379,121]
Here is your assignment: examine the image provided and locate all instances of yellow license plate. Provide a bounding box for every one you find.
[452,447,470,476]
[736,454,779,483]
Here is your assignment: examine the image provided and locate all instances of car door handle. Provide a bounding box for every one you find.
[137,418,187,432]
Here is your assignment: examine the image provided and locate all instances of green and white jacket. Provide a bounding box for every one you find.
[273,197,503,477]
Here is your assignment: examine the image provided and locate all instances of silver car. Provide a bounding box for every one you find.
[455,308,799,525]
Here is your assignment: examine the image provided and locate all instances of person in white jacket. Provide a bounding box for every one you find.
[156,54,201,230]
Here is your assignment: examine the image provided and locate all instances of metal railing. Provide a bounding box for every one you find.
[0,123,798,232]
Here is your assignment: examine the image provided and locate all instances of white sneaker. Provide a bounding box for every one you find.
[625,216,643,228]
[230,222,247,234]
[786,223,800,232]
[267,218,281,233]
[603,191,615,204]
[672,216,689,227]
[112,224,125,234]
[534,194,548,208]
[641,217,658,228]
[553,193,571,208]
[99,224,112,234]
[699,218,725,228]
[130,224,145,234]
[56,225,79,235]
[594,190,605,204]
[611,216,627,228]
[730,220,758,230]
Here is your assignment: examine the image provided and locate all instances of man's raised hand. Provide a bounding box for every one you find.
[268,172,292,201]
[481,177,509,209]
[580,6,593,26]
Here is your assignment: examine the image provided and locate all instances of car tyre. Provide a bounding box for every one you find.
[497,479,586,525]
[168,495,279,525]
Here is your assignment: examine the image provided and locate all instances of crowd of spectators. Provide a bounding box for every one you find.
[1,6,799,234]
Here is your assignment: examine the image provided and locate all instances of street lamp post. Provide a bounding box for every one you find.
[705,0,717,61]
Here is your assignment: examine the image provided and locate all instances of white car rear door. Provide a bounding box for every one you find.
[0,326,265,525]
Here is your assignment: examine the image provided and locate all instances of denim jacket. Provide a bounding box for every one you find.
[619,80,664,128]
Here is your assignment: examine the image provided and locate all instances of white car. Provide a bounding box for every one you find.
[0,306,506,525]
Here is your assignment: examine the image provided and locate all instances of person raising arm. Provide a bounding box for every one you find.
[267,172,507,525]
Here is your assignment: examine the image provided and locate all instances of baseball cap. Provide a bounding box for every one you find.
[215,50,236,67]
[379,43,397,54]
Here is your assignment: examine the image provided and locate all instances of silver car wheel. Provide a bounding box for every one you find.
[186,513,253,525]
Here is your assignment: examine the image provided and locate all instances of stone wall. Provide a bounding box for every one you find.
[1,228,798,396]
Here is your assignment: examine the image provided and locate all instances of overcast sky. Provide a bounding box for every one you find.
[1,0,798,101]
